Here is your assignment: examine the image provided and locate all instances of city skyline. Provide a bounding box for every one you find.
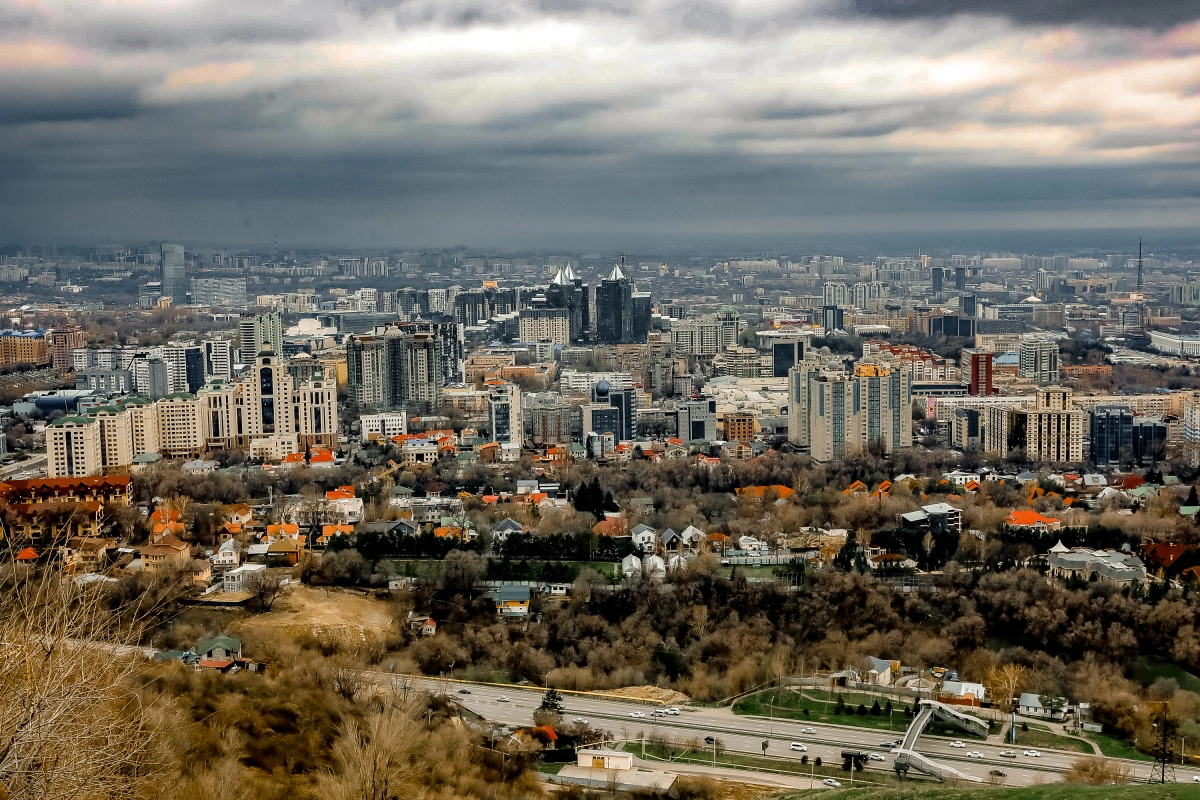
[2,1,1199,248]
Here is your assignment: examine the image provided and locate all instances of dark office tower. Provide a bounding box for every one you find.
[593,380,636,441]
[161,243,187,306]
[822,305,844,334]
[183,346,204,393]
[770,338,805,378]
[931,267,944,294]
[595,262,634,343]
[954,266,967,291]
[631,291,652,342]
[545,265,589,341]
[961,294,977,318]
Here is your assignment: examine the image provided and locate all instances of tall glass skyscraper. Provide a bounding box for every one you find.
[160,243,187,305]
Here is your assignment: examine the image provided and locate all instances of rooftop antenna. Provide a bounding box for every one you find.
[1137,237,1143,291]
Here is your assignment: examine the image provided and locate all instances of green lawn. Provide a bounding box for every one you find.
[536,761,567,775]
[625,742,897,787]
[1131,656,1200,694]
[1007,725,1093,754]
[1083,730,1154,761]
[782,786,1200,800]
[734,688,989,738]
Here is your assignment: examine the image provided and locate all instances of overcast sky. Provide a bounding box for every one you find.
[1,0,1198,249]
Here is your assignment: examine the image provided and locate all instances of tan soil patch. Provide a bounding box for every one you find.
[230,584,395,642]
[607,685,691,705]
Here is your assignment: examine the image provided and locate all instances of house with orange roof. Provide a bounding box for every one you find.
[266,523,301,539]
[225,504,253,525]
[695,454,721,469]
[15,546,38,562]
[736,485,796,501]
[843,480,868,495]
[151,507,182,526]
[1143,541,1190,570]
[267,537,305,566]
[1004,510,1062,531]
[318,523,355,548]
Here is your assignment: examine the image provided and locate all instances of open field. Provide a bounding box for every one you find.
[1008,723,1093,754]
[230,583,396,643]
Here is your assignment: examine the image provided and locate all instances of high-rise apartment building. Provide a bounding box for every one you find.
[203,339,233,380]
[346,329,444,413]
[487,382,523,445]
[161,243,187,306]
[1000,387,1085,463]
[46,416,102,478]
[961,349,993,396]
[1089,406,1167,468]
[724,412,755,443]
[525,392,571,446]
[518,308,571,346]
[238,311,284,362]
[544,266,589,341]
[798,363,913,462]
[1019,337,1060,385]
[48,325,86,371]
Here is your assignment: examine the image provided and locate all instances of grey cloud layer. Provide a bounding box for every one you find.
[0,0,1197,246]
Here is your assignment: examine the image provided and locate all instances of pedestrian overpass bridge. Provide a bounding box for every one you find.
[892,700,989,783]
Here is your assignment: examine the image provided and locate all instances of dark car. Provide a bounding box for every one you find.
[458,688,471,694]
[704,736,716,745]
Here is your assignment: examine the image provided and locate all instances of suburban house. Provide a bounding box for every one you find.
[1005,510,1062,531]
[223,563,266,593]
[862,656,899,686]
[940,680,987,706]
[491,518,525,542]
[211,538,241,572]
[139,535,190,574]
[196,634,241,668]
[324,486,365,523]
[1046,544,1146,585]
[1018,692,1066,720]
[631,523,656,553]
[59,537,117,574]
[899,502,963,536]
[494,585,531,617]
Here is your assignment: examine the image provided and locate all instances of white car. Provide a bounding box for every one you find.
[790,742,807,752]
[666,707,680,715]
[1024,750,1041,757]
[868,753,885,761]
[950,741,965,748]
[497,696,509,702]
[630,711,646,718]
[801,727,816,734]
[966,751,983,759]
[1192,776,1200,782]
[823,779,842,787]
[572,717,588,724]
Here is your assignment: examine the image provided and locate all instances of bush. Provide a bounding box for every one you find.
[871,700,881,716]
[857,704,868,716]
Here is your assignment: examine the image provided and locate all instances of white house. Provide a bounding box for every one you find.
[680,525,705,549]
[862,656,898,686]
[211,539,241,573]
[499,442,521,462]
[223,563,266,593]
[577,750,633,770]
[621,554,642,577]
[738,535,766,554]
[631,524,656,553]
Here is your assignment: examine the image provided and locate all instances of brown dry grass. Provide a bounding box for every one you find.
[229,583,395,644]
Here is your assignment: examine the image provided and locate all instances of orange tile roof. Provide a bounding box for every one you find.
[735,485,795,500]
[151,508,182,524]
[326,485,356,501]
[267,523,300,537]
[15,546,37,561]
[1005,510,1060,527]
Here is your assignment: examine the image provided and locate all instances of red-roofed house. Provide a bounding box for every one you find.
[15,546,38,562]
[1143,542,1189,570]
[1005,510,1062,531]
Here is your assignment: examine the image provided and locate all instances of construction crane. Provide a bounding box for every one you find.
[362,460,402,487]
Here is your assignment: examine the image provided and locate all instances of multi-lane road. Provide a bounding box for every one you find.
[404,677,1200,788]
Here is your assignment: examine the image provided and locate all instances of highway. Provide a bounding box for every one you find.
[403,677,1199,788]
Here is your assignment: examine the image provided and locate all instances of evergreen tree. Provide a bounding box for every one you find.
[1187,484,1198,507]
[871,699,882,716]
[539,688,565,715]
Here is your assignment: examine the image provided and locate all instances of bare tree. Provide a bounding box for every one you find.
[316,699,420,800]
[332,664,370,702]
[0,567,170,800]
[246,571,285,612]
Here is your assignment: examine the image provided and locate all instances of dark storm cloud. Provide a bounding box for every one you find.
[835,0,1200,30]
[0,0,1197,246]
[0,87,139,126]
